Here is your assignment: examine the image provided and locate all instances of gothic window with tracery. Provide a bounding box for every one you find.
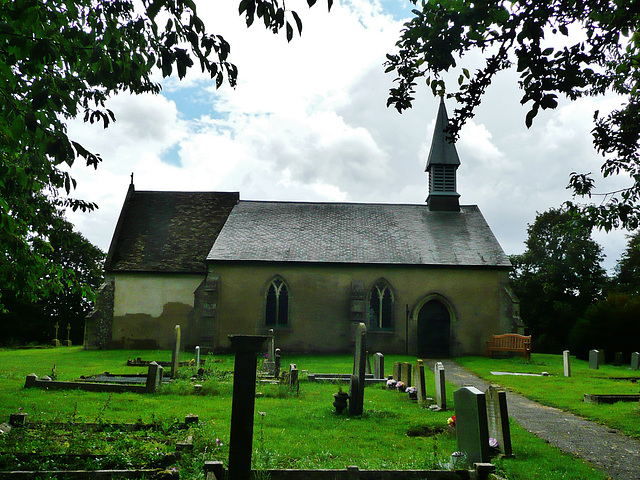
[368,280,394,330]
[265,278,289,326]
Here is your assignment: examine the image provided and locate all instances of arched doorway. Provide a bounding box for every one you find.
[417,299,451,357]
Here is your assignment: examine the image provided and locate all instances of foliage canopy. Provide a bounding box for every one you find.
[0,0,327,308]
[510,207,607,352]
[385,0,640,231]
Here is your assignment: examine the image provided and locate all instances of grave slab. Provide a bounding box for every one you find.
[453,386,490,465]
[589,349,600,370]
[563,350,571,377]
[485,385,512,457]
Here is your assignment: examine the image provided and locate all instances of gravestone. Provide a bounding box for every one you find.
[274,348,282,378]
[52,322,61,347]
[614,351,623,367]
[64,323,72,347]
[228,335,269,480]
[434,362,446,410]
[145,361,162,393]
[195,346,201,368]
[414,359,427,405]
[289,364,298,389]
[264,329,276,375]
[365,352,372,375]
[598,349,606,365]
[485,385,512,457]
[454,386,490,465]
[348,322,367,415]
[392,362,401,381]
[373,353,384,379]
[563,350,571,377]
[400,362,412,387]
[631,352,640,370]
[171,325,181,378]
[589,349,600,370]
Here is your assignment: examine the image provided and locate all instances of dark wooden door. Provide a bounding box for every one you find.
[417,300,450,357]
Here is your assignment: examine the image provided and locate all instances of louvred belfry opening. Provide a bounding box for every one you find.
[426,98,461,212]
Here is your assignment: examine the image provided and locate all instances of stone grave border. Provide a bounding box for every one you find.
[583,394,640,404]
[0,415,199,479]
[203,462,497,480]
[24,361,166,394]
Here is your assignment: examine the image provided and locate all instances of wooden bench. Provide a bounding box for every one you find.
[486,334,532,360]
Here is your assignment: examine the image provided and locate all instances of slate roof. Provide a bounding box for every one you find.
[207,201,511,268]
[105,186,239,273]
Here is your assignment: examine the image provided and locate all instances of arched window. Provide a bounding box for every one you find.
[368,280,394,330]
[265,278,289,326]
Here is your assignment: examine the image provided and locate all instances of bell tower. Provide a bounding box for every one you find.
[426,98,461,212]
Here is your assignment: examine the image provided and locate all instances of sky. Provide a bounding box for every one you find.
[65,0,630,272]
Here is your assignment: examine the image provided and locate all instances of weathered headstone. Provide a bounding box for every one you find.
[228,335,269,480]
[365,351,372,375]
[146,361,162,393]
[589,349,600,370]
[598,349,606,365]
[414,359,427,405]
[563,350,571,377]
[264,329,276,375]
[64,323,72,347]
[52,322,61,347]
[454,386,490,465]
[434,362,446,410]
[631,352,640,370]
[348,322,367,415]
[373,352,384,379]
[485,385,512,457]
[274,348,282,377]
[392,362,401,381]
[289,364,299,389]
[614,351,623,367]
[195,346,201,368]
[171,325,181,378]
[400,362,412,387]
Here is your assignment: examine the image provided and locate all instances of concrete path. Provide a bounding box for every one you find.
[428,359,640,480]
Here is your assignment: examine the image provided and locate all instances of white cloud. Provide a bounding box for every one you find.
[63,0,629,273]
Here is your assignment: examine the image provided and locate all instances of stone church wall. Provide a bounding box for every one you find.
[109,272,204,349]
[206,262,510,355]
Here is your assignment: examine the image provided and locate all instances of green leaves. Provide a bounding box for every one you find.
[0,0,333,309]
[386,0,640,231]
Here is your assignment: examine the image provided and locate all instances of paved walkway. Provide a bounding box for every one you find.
[427,360,640,480]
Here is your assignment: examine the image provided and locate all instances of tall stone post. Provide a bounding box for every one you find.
[228,335,269,480]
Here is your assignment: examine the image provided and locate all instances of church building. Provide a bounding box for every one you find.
[84,101,521,355]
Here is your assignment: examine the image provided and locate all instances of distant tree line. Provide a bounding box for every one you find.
[0,213,104,346]
[510,207,640,361]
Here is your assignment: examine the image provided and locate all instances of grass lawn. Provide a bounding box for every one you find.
[456,353,640,439]
[0,348,611,479]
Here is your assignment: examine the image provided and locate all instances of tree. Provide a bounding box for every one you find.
[0,0,329,307]
[570,293,640,361]
[0,213,105,345]
[510,207,607,352]
[612,230,640,293]
[385,0,640,231]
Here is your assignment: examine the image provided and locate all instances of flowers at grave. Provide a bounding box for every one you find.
[396,381,406,392]
[447,415,456,427]
[489,437,499,448]
[215,438,224,448]
[386,378,397,389]
[405,386,417,395]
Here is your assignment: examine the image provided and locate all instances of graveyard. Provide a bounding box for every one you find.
[0,346,637,479]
